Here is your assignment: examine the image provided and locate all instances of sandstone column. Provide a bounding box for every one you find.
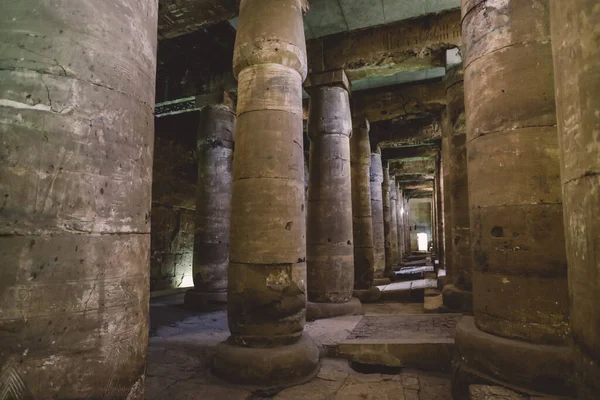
[441,108,454,279]
[396,185,405,260]
[389,176,400,263]
[350,118,380,301]
[441,65,472,313]
[305,70,362,320]
[185,102,235,307]
[382,163,395,275]
[453,0,572,396]
[370,146,387,279]
[550,1,600,398]
[212,0,319,387]
[0,1,157,398]
[435,169,445,269]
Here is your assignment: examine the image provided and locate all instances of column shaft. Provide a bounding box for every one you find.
[306,84,354,303]
[370,147,386,278]
[396,186,404,259]
[441,108,454,277]
[382,164,395,274]
[0,1,157,398]
[186,104,235,305]
[389,176,399,263]
[213,0,318,387]
[550,1,600,397]
[350,119,375,289]
[454,0,572,396]
[441,66,473,313]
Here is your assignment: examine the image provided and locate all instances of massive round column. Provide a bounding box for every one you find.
[441,108,454,279]
[213,0,319,387]
[0,1,157,398]
[305,71,361,320]
[382,163,395,275]
[185,104,235,307]
[396,186,405,259]
[441,65,473,313]
[350,118,375,289]
[389,176,399,262]
[550,1,600,398]
[370,146,386,279]
[453,0,572,396]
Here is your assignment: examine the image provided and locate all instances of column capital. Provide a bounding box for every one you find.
[304,69,351,94]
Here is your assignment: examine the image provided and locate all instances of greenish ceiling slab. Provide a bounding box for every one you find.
[304,0,347,39]
[382,0,427,23]
[339,0,385,31]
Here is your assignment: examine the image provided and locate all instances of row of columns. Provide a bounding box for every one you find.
[449,0,599,398]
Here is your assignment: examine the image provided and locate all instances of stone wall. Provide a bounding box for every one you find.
[151,112,199,291]
[408,198,432,250]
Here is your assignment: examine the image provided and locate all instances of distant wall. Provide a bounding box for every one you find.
[150,112,199,291]
[408,198,432,250]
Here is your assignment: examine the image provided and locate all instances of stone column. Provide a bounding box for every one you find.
[396,185,405,260]
[403,197,412,256]
[350,118,380,301]
[441,108,454,279]
[212,0,319,387]
[370,146,386,279]
[185,102,235,307]
[550,1,600,398]
[0,1,157,398]
[382,163,395,275]
[453,0,572,396]
[441,65,473,313]
[304,70,362,320]
[389,176,399,263]
[435,169,445,269]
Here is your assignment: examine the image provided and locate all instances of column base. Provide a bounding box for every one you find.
[574,344,600,400]
[373,278,391,286]
[306,297,363,321]
[184,289,227,309]
[353,287,382,303]
[452,316,575,398]
[213,332,320,388]
[441,284,472,314]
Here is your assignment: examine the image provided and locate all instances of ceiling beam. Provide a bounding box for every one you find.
[158,0,238,40]
[371,115,442,148]
[353,79,446,123]
[307,9,461,81]
[382,143,439,161]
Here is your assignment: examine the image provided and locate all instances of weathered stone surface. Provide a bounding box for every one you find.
[307,10,461,81]
[158,0,238,40]
[440,65,472,312]
[550,1,600,398]
[151,112,198,291]
[441,284,473,314]
[306,298,364,322]
[389,176,400,268]
[382,163,396,275]
[353,287,382,304]
[213,333,320,388]
[354,81,446,124]
[0,1,157,398]
[370,147,386,278]
[306,80,354,304]
[453,317,574,398]
[351,118,375,289]
[468,384,527,400]
[214,0,318,387]
[191,105,235,300]
[462,0,568,345]
[152,206,195,290]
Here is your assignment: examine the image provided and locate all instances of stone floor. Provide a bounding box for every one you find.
[146,295,455,399]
